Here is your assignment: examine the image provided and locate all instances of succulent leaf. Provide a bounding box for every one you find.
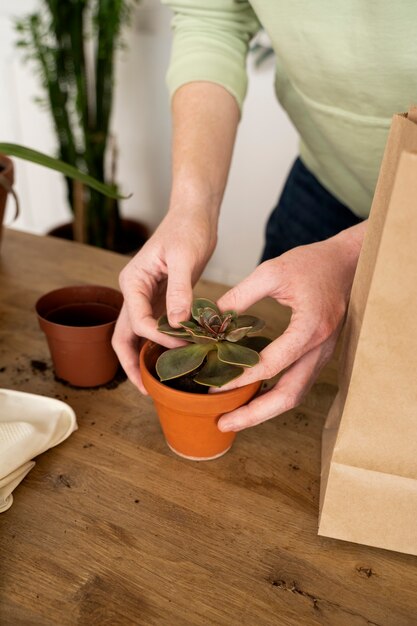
[156,344,213,381]
[237,335,272,353]
[178,320,200,331]
[157,314,191,338]
[200,310,222,333]
[217,342,260,368]
[158,326,191,339]
[233,315,265,334]
[156,297,269,388]
[191,298,220,321]
[179,321,218,343]
[222,309,238,321]
[193,351,244,387]
[225,326,253,342]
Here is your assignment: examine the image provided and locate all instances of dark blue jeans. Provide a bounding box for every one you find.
[260,158,363,262]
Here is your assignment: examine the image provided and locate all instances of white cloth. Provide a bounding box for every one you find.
[0,388,77,512]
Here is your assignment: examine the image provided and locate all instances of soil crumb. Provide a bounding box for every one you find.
[31,359,49,373]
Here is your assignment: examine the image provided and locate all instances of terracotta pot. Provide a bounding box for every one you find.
[140,340,261,461]
[36,285,123,387]
[0,155,14,248]
[48,218,149,255]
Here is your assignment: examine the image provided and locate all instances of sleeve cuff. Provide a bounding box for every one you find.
[166,50,248,112]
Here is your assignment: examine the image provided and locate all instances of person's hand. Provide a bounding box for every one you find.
[215,226,365,432]
[112,207,217,392]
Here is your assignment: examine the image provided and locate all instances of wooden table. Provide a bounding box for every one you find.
[1,229,417,626]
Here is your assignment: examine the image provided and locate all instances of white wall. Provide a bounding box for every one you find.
[208,56,298,284]
[0,0,298,285]
[0,0,70,233]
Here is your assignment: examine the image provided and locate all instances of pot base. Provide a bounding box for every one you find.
[166,441,232,462]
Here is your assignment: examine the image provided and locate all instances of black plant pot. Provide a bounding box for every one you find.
[48,218,149,255]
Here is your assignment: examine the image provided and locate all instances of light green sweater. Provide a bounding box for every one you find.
[162,0,417,218]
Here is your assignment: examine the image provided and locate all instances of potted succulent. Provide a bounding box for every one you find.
[14,0,147,252]
[140,298,271,461]
[0,143,124,250]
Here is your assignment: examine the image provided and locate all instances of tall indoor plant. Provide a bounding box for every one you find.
[15,0,145,250]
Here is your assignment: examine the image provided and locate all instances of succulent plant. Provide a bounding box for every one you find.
[156,298,271,388]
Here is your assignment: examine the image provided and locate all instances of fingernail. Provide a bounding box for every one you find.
[219,421,234,432]
[168,308,187,321]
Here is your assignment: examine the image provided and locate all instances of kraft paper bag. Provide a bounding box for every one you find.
[318,108,417,556]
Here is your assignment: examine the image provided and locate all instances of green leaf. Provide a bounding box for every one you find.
[222,309,238,321]
[237,335,272,352]
[193,351,244,388]
[225,326,253,342]
[191,298,220,321]
[0,143,130,200]
[179,320,203,332]
[179,320,217,343]
[235,315,265,334]
[158,325,191,339]
[156,344,213,381]
[157,315,191,338]
[217,341,260,368]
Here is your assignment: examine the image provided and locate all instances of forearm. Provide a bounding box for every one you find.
[169,81,240,225]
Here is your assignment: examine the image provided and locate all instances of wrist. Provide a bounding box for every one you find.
[328,220,367,269]
[164,191,219,251]
[169,178,222,219]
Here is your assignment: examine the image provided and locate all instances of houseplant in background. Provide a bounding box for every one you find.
[140,298,271,461]
[0,142,124,250]
[14,0,148,252]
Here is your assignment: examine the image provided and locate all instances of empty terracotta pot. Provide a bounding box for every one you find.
[140,340,261,461]
[36,285,123,387]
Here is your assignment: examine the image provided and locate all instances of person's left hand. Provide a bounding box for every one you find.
[215,230,364,432]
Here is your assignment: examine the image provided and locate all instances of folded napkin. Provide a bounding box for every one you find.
[0,388,77,512]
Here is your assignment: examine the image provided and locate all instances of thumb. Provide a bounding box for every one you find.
[217,264,273,313]
[166,256,193,327]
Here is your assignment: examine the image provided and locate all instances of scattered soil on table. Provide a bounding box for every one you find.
[356,566,375,578]
[30,359,49,373]
[2,355,127,391]
[289,463,300,471]
[103,368,127,390]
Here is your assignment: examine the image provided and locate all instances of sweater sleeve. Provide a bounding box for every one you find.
[162,0,260,111]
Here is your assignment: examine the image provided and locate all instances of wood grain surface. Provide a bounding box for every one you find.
[1,229,417,626]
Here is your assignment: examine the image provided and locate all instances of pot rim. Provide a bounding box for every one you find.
[35,284,123,330]
[140,339,262,403]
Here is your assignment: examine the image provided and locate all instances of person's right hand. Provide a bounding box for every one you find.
[112,207,217,393]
